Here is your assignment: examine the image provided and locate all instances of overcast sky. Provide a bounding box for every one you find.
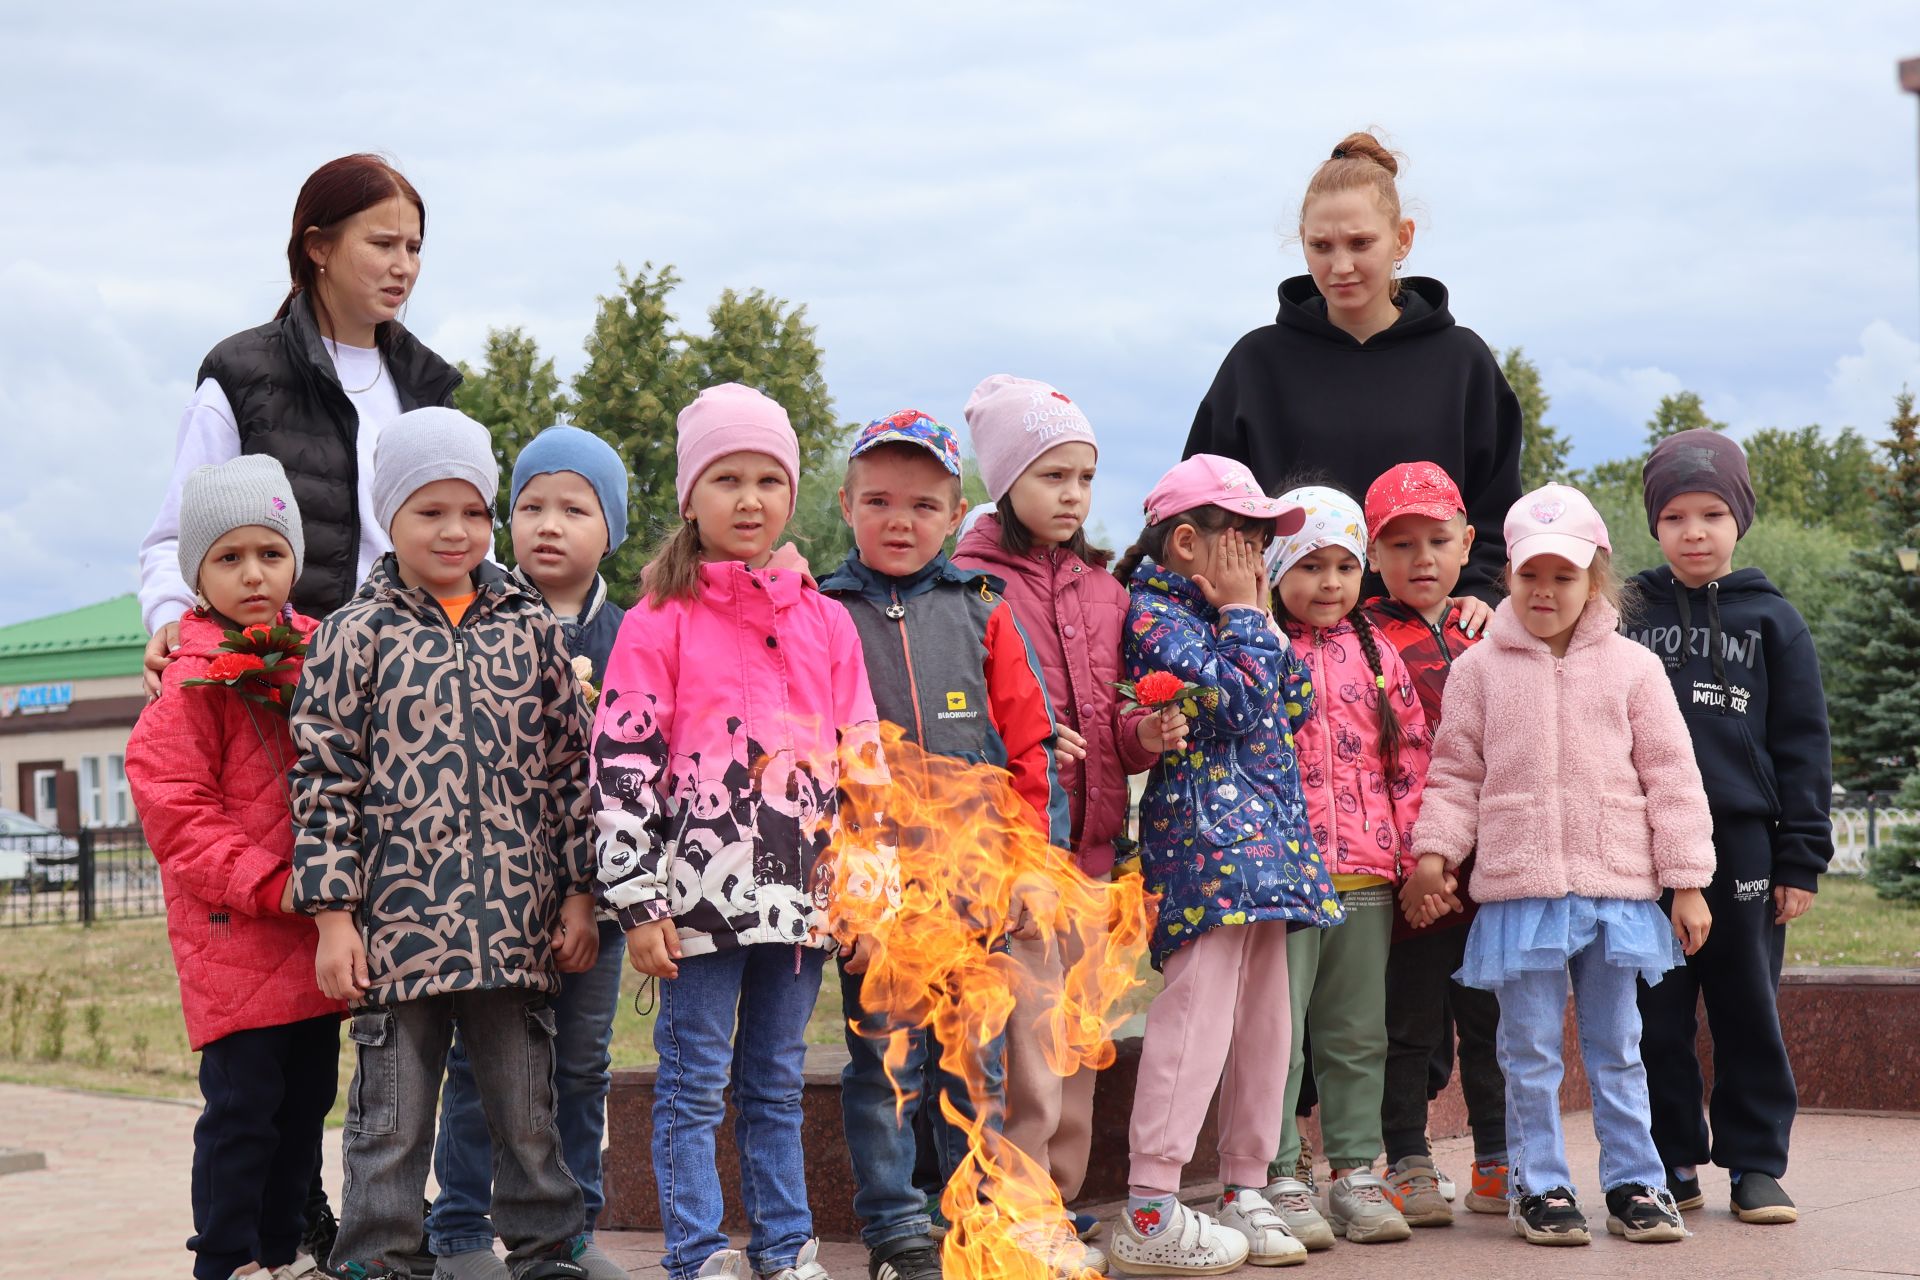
[3,3,1917,628]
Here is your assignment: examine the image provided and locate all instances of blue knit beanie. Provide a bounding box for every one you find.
[508,425,631,558]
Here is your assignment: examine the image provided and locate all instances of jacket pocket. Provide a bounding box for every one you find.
[1600,794,1655,878]
[1472,794,1534,867]
[1736,722,1782,814]
[346,1008,397,1136]
[524,1000,559,1134]
[1195,764,1264,847]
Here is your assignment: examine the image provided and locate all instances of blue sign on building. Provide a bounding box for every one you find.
[0,684,75,717]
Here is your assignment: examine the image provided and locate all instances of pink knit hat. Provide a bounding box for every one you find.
[962,374,1099,501]
[675,384,800,513]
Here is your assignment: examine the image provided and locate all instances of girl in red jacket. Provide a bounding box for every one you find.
[953,375,1187,1253]
[126,456,342,1280]
[1262,483,1429,1249]
[1405,483,1715,1248]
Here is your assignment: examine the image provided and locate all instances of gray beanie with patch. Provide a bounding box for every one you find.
[372,407,501,533]
[178,455,305,593]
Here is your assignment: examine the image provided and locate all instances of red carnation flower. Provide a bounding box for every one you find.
[207,652,267,681]
[244,625,273,643]
[1132,671,1186,707]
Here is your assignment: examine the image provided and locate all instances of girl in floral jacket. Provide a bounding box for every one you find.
[1264,483,1430,1247]
[125,456,343,1280]
[1108,455,1341,1277]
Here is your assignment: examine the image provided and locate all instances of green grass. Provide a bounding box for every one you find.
[2,875,1907,1108]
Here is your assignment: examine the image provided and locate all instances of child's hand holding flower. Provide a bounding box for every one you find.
[571,654,599,707]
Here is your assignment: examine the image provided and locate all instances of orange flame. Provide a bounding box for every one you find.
[829,723,1153,1279]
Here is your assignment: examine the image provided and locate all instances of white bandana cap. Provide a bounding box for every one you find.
[1265,485,1368,579]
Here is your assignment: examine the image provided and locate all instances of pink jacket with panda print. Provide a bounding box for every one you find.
[590,560,880,956]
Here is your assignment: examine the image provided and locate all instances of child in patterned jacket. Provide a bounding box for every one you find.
[1109,454,1344,1276]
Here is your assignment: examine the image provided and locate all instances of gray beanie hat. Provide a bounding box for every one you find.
[178,455,305,593]
[372,407,501,533]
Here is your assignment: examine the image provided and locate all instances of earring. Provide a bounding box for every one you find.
[194,590,210,613]
[1394,258,1406,273]
[318,266,326,274]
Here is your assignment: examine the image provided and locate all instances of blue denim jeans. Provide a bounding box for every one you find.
[655,944,826,1280]
[1496,940,1667,1198]
[839,959,1006,1252]
[429,919,627,1255]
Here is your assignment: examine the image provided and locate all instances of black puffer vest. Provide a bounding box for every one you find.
[196,293,462,617]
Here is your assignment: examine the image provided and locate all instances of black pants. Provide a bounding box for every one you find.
[190,1015,341,1280]
[1382,924,1506,1164]
[1638,814,1797,1178]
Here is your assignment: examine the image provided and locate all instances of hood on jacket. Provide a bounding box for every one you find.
[1277,275,1456,349]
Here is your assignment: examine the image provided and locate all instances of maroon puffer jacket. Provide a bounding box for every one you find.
[127,610,343,1049]
[955,515,1157,874]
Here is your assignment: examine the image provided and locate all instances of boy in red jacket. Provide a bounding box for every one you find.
[1361,462,1509,1226]
[126,456,343,1280]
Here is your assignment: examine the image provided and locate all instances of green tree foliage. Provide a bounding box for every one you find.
[1825,391,1920,793]
[452,327,571,562]
[1643,390,1726,451]
[1502,347,1571,491]
[1865,766,1920,903]
[1742,424,1882,538]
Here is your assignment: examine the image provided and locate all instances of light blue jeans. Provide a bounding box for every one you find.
[654,944,826,1280]
[429,919,627,1256]
[1495,939,1667,1197]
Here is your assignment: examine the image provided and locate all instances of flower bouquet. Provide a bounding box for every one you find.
[181,620,307,715]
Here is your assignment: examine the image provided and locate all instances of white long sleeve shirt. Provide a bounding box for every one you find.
[138,339,401,633]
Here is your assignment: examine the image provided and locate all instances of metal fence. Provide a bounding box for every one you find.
[0,827,163,928]
[1830,806,1914,875]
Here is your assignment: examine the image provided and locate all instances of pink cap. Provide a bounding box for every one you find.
[1143,454,1306,535]
[962,374,1099,501]
[675,384,801,514]
[1365,461,1465,535]
[1504,483,1611,569]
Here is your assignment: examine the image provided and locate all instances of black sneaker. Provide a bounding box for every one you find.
[1509,1186,1591,1246]
[1667,1170,1704,1211]
[1604,1183,1685,1243]
[1730,1172,1798,1224]
[870,1239,943,1280]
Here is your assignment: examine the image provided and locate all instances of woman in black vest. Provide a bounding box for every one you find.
[1185,130,1521,621]
[139,153,461,688]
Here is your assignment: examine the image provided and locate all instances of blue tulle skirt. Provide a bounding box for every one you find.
[1456,895,1685,991]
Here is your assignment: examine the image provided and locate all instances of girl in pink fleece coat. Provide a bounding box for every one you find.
[1264,483,1430,1247]
[1405,484,1715,1250]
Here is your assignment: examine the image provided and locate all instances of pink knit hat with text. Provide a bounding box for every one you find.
[963,374,1100,501]
[675,383,801,513]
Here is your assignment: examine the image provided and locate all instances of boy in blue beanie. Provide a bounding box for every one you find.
[428,424,633,1280]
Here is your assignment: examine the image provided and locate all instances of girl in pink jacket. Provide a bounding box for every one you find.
[1263,483,1429,1248]
[953,375,1186,1247]
[1405,483,1715,1249]
[591,385,879,1280]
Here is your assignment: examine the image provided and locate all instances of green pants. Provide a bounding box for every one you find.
[1271,884,1394,1177]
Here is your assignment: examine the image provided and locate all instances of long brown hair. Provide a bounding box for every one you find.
[277,154,426,335]
[639,522,703,606]
[994,494,1111,567]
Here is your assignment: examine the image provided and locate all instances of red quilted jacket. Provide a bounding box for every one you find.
[126,610,343,1049]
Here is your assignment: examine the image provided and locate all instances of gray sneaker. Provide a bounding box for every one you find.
[1326,1171,1412,1243]
[1258,1177,1335,1252]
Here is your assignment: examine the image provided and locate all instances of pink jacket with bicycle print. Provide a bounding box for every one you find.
[591,560,880,956]
[1281,616,1430,883]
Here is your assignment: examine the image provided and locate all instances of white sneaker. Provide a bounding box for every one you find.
[758,1240,833,1280]
[1013,1217,1109,1275]
[1213,1189,1307,1267]
[1436,1164,1458,1202]
[697,1249,750,1280]
[1258,1177,1336,1252]
[1110,1201,1249,1276]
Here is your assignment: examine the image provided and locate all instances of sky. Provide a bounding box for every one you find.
[2,3,1918,627]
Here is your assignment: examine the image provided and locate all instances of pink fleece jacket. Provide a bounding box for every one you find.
[1414,596,1715,903]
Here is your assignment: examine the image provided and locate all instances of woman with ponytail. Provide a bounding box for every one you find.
[1260,483,1430,1249]
[1186,130,1521,622]
[140,154,462,690]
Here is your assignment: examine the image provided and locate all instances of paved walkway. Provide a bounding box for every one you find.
[3,1082,1914,1278]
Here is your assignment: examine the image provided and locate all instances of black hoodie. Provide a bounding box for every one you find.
[1626,566,1834,892]
[1185,276,1522,603]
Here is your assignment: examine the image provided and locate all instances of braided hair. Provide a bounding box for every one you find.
[1346,603,1405,779]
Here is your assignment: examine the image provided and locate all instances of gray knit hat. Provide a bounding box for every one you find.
[372,406,501,533]
[1641,428,1756,537]
[178,455,305,592]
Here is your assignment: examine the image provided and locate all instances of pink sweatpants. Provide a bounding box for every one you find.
[1127,919,1294,1194]
[1004,932,1100,1201]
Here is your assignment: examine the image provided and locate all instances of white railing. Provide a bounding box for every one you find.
[1830,807,1915,875]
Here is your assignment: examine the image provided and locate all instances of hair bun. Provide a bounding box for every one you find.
[1329,131,1398,177]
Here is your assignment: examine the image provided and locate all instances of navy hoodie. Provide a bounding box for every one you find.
[1626,566,1834,892]
[1186,275,1522,604]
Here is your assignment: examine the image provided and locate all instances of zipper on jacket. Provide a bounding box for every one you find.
[890,588,928,744]
[450,622,493,988]
[1426,618,1455,669]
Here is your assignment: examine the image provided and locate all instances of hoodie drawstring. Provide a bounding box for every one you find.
[1666,579,1691,673]
[1706,580,1729,715]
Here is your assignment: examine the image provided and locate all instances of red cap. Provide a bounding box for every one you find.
[1364,462,1465,537]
